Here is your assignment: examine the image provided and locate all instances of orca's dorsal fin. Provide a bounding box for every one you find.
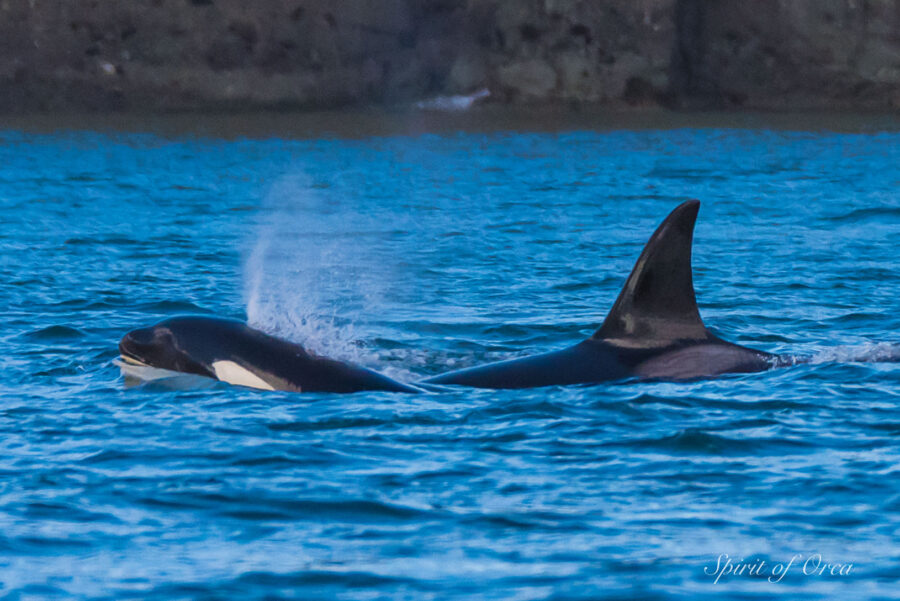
[593,200,710,346]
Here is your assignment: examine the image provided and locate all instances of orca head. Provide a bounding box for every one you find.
[118,316,238,378]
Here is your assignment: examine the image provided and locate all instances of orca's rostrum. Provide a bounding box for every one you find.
[119,201,777,393]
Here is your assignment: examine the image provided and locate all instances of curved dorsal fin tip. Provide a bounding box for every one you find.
[593,200,709,344]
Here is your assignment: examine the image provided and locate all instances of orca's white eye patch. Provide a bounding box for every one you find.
[211,361,276,391]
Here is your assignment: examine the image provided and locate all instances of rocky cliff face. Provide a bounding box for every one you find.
[452,0,675,105]
[673,0,900,109]
[0,0,897,112]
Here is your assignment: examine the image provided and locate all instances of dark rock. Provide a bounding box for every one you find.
[0,0,896,112]
[670,0,900,109]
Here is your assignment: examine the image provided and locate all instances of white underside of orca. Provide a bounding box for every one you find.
[114,356,184,381]
[211,360,277,391]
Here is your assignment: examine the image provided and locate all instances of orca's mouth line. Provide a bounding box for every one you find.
[118,354,150,367]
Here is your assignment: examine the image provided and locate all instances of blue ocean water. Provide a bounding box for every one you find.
[0,114,898,600]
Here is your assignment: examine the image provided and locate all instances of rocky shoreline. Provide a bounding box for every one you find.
[0,0,898,113]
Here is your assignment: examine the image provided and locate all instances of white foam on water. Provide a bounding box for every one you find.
[807,342,900,365]
[779,342,900,367]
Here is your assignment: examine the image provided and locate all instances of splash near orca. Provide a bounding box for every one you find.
[118,201,778,392]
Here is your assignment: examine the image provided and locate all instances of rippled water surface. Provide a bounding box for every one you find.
[1,112,899,600]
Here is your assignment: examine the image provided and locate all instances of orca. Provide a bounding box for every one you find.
[118,316,421,393]
[422,200,778,388]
